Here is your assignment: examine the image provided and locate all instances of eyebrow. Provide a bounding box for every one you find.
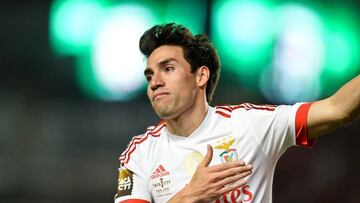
[144,58,178,76]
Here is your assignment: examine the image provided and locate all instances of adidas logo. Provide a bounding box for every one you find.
[151,164,170,179]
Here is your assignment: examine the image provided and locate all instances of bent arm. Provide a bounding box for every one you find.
[308,74,360,139]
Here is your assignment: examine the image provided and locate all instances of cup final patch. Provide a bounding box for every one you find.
[115,168,134,198]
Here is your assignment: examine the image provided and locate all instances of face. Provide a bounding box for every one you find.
[144,45,199,119]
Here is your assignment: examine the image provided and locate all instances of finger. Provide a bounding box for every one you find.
[216,178,248,195]
[215,169,252,188]
[200,144,213,167]
[215,164,253,179]
[209,160,245,172]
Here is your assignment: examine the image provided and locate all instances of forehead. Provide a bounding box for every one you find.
[147,45,185,66]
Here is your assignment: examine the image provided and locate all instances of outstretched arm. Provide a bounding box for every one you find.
[168,145,253,203]
[308,74,360,139]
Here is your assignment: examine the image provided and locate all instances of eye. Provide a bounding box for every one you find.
[164,66,174,72]
[145,74,153,81]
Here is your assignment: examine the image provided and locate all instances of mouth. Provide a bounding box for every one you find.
[153,92,169,101]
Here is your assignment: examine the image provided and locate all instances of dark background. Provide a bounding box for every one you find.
[0,1,359,202]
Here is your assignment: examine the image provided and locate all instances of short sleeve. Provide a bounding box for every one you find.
[232,103,311,159]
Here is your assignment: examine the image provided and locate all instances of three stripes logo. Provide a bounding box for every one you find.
[151,164,170,179]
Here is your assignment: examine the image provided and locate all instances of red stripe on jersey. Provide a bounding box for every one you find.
[216,103,276,118]
[216,110,231,118]
[215,105,232,111]
[119,131,162,164]
[120,133,159,165]
[233,104,250,111]
[215,105,233,118]
[119,121,165,160]
[119,134,149,162]
[243,103,252,109]
[120,136,143,158]
[232,103,276,111]
[120,199,150,203]
[152,123,165,134]
[295,103,315,148]
[249,103,277,111]
[120,122,165,165]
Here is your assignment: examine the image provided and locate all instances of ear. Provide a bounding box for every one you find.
[196,66,210,88]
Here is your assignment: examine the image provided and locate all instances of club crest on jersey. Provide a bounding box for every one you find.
[215,136,238,163]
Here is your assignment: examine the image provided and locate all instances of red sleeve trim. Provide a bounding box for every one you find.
[120,199,150,203]
[295,103,316,148]
[119,121,165,165]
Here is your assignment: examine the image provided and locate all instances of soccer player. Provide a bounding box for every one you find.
[114,23,360,203]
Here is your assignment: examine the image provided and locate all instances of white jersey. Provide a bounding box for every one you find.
[115,103,314,203]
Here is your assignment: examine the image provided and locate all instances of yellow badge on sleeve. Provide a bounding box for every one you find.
[115,168,134,198]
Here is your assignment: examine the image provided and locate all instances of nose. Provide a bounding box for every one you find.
[149,72,165,91]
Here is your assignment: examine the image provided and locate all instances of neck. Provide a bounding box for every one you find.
[165,101,208,137]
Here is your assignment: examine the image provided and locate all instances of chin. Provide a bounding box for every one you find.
[154,108,175,119]
[156,111,173,119]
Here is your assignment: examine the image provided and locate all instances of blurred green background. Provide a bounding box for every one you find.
[0,0,359,202]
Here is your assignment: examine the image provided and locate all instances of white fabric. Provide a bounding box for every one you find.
[115,103,303,203]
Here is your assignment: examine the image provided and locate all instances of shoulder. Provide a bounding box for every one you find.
[214,103,278,118]
[119,120,166,166]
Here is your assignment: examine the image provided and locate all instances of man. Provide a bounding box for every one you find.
[114,23,360,203]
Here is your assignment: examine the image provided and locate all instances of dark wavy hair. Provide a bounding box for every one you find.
[139,23,221,103]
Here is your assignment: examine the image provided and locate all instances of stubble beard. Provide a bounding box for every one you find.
[152,101,174,119]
